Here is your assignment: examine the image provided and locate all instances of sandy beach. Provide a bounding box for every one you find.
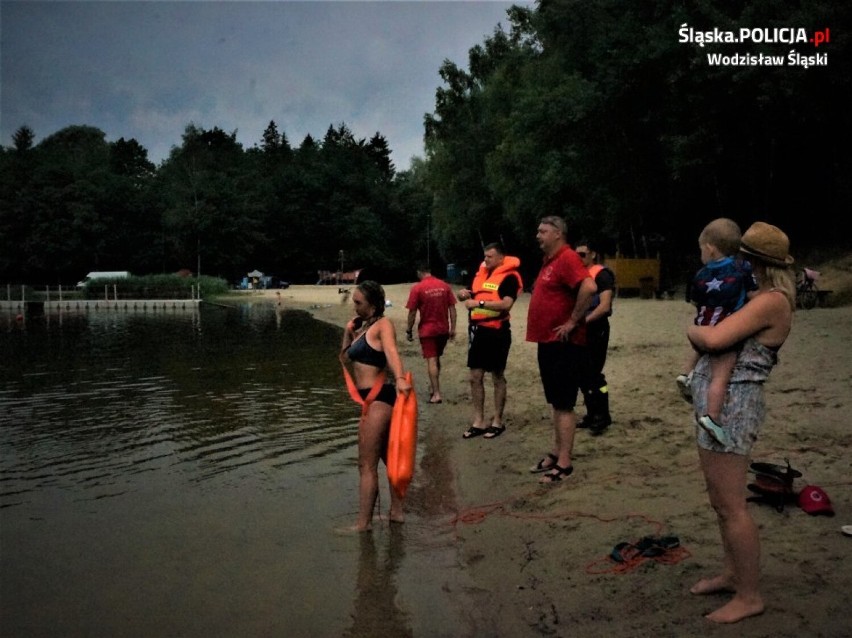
[249,282,850,637]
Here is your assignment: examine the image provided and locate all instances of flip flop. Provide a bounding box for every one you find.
[483,425,505,439]
[530,453,557,473]
[634,536,666,557]
[462,425,488,439]
[611,535,681,562]
[610,542,639,563]
[842,525,852,537]
[539,464,573,484]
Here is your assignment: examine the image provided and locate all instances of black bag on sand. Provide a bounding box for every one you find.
[747,459,801,513]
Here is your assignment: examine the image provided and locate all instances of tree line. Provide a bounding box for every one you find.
[0,121,420,286]
[2,0,849,289]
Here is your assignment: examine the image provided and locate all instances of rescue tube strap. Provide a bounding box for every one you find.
[342,365,388,421]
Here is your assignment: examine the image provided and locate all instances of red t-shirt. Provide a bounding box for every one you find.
[526,245,589,345]
[405,276,456,338]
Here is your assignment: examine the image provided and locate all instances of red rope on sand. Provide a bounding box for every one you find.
[445,490,691,575]
[585,544,692,575]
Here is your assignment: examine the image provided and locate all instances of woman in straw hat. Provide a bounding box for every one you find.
[686,221,796,623]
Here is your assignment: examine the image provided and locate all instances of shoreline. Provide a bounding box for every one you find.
[252,284,850,636]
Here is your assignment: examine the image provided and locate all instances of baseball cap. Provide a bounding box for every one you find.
[798,485,834,516]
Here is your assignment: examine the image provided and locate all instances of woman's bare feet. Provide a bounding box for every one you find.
[334,523,372,535]
[389,507,405,524]
[705,597,765,624]
[690,574,734,595]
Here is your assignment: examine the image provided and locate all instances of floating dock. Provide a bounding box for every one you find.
[0,299,201,314]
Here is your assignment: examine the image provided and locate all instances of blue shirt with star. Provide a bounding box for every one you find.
[690,256,758,326]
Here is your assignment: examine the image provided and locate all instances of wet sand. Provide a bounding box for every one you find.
[251,283,851,637]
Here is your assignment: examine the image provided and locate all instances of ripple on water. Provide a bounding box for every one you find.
[0,306,358,508]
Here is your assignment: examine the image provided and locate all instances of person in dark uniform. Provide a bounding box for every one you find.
[575,240,615,435]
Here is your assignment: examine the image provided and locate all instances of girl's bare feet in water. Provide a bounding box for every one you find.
[704,597,765,624]
[389,509,405,524]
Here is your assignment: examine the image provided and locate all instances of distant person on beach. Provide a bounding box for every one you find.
[687,221,795,623]
[574,240,614,435]
[340,280,412,532]
[456,242,522,440]
[678,218,757,448]
[405,264,457,404]
[526,216,597,483]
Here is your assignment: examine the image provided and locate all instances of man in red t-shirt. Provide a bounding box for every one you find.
[526,216,597,483]
[406,264,457,404]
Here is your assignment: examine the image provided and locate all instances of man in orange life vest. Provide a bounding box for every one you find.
[575,240,615,434]
[457,242,522,439]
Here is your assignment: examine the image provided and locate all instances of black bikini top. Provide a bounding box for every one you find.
[347,333,387,368]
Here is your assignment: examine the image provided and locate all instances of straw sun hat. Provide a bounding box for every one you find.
[739,221,794,267]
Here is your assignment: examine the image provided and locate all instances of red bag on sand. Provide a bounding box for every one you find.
[387,372,417,499]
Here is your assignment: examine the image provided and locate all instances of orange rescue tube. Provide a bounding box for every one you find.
[387,371,418,499]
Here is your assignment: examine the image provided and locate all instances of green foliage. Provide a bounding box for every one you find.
[81,274,227,299]
[155,124,266,279]
[424,0,851,267]
[13,126,35,153]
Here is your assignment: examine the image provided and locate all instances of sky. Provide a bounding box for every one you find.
[1,0,530,170]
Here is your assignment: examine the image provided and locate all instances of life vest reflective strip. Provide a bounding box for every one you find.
[470,256,523,329]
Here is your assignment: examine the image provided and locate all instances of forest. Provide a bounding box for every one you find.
[1,0,849,289]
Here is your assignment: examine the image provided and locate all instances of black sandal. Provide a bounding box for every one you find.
[539,464,574,483]
[462,425,488,439]
[530,453,557,473]
[483,425,505,439]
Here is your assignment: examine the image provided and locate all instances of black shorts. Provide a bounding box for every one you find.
[357,384,396,407]
[467,324,511,372]
[537,342,586,411]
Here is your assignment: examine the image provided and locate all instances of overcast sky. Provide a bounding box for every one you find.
[1,0,530,170]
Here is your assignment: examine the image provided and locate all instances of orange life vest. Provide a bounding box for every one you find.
[470,256,523,329]
[586,263,614,315]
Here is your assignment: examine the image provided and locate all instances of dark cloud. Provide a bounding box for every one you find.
[1,0,527,168]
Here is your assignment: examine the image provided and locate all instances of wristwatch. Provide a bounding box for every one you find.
[478,300,485,308]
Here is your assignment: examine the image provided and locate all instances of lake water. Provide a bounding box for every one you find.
[0,302,468,637]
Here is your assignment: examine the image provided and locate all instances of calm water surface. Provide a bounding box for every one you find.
[0,303,467,637]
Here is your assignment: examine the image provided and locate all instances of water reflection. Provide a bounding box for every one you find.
[0,303,356,506]
[345,526,412,638]
[0,301,472,636]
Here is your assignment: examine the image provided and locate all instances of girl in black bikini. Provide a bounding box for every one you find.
[340,281,411,532]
